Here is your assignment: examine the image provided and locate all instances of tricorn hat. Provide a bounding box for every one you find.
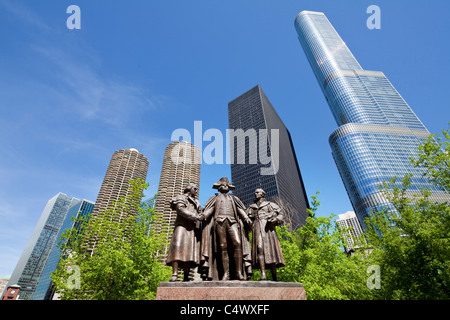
[212,177,235,190]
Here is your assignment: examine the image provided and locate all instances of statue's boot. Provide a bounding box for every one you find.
[221,252,230,281]
[271,265,278,282]
[258,255,267,281]
[169,274,178,282]
[234,249,245,280]
[170,262,178,282]
[183,265,191,282]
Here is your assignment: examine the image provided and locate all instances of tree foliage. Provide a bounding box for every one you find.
[275,192,373,300]
[51,179,172,300]
[412,126,450,192]
[363,127,450,299]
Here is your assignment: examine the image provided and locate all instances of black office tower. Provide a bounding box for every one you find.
[228,85,310,228]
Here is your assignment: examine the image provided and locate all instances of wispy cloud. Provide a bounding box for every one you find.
[1,0,159,129]
[0,0,51,31]
[29,44,157,127]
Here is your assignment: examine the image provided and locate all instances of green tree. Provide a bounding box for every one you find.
[274,192,374,300]
[363,127,450,299]
[412,126,450,192]
[51,179,172,300]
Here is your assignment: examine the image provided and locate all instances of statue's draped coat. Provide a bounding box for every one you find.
[200,193,252,280]
[247,201,285,268]
[166,194,202,267]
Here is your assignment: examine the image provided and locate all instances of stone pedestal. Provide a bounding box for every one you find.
[155,281,306,300]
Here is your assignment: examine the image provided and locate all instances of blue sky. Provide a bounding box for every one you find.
[0,0,449,277]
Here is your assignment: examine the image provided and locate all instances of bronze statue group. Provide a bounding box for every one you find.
[166,177,285,282]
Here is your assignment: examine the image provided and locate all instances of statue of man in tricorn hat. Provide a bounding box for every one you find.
[199,177,252,281]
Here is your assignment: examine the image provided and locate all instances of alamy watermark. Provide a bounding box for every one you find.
[171,121,279,175]
[367,265,381,290]
[66,5,81,30]
[367,5,381,30]
[66,264,81,290]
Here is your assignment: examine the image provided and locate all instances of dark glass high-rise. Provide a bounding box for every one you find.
[228,85,310,229]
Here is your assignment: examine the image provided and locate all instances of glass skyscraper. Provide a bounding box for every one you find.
[228,85,310,228]
[295,11,450,228]
[33,199,94,300]
[6,193,81,300]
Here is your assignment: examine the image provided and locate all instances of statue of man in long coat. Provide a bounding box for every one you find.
[166,183,202,282]
[199,177,252,281]
[247,188,285,281]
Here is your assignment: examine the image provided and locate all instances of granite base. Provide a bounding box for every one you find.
[155,281,306,300]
